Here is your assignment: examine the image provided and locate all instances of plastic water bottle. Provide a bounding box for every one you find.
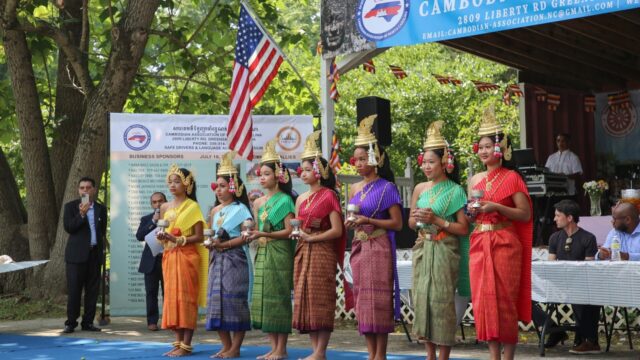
[610,233,621,261]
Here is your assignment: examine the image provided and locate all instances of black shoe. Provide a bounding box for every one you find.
[545,331,569,348]
[62,325,75,334]
[81,324,101,332]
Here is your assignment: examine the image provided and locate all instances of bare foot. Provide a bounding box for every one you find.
[301,354,326,360]
[211,348,230,358]
[168,347,192,357]
[266,352,288,360]
[217,350,241,358]
[257,351,273,360]
[164,346,180,356]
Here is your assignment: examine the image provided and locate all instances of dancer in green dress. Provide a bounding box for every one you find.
[245,138,296,360]
[409,121,470,360]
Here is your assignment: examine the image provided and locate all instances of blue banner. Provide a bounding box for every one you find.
[351,0,640,49]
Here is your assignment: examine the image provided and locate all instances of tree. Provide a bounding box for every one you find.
[0,0,518,297]
[0,0,320,296]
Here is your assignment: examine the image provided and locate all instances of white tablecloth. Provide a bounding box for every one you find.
[531,261,640,307]
[0,260,49,274]
[397,260,412,290]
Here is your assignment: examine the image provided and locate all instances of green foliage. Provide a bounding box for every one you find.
[0,0,518,197]
[333,43,520,184]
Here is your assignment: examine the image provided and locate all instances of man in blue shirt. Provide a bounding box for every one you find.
[597,202,640,261]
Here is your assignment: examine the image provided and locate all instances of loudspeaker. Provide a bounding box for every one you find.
[356,96,391,147]
[395,207,417,249]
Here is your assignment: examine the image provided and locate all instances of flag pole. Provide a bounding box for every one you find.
[240,0,323,111]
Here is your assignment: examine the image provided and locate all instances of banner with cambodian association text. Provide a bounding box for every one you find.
[109,113,313,316]
[323,0,640,57]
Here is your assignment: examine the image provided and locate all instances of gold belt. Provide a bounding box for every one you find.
[353,228,386,242]
[257,236,272,246]
[474,222,512,233]
[416,229,447,243]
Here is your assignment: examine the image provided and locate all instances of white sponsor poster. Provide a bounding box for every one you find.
[109,113,313,316]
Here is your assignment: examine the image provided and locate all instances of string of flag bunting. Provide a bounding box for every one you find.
[324,55,615,113]
[356,58,523,105]
[330,130,341,173]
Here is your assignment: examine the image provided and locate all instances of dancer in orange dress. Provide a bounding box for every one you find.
[466,106,533,360]
[157,165,207,357]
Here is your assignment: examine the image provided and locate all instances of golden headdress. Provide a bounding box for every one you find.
[260,138,281,164]
[301,130,329,180]
[216,151,244,197]
[259,137,290,184]
[354,115,385,168]
[423,121,448,150]
[477,104,512,161]
[166,164,194,195]
[354,115,378,146]
[301,130,322,160]
[477,104,503,136]
[217,151,238,176]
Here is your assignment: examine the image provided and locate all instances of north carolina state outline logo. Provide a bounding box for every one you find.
[123,124,151,151]
[602,104,637,138]
[356,0,409,41]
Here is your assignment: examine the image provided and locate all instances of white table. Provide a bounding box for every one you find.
[532,261,640,307]
[0,260,49,274]
[532,261,640,355]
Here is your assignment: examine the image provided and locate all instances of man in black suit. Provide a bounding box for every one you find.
[63,177,107,333]
[135,192,167,331]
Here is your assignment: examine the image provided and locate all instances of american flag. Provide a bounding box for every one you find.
[227,4,283,160]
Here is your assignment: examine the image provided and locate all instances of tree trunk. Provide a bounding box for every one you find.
[44,0,161,294]
[50,0,88,211]
[3,29,58,261]
[0,147,29,294]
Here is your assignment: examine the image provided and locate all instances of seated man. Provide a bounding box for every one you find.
[597,202,640,261]
[534,200,600,354]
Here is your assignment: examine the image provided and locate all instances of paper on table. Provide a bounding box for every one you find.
[144,228,164,257]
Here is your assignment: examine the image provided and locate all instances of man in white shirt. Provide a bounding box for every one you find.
[545,133,583,195]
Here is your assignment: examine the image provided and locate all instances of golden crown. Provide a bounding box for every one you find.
[217,151,238,176]
[260,138,281,164]
[301,130,322,160]
[354,114,378,146]
[166,164,194,195]
[423,120,448,150]
[478,104,503,136]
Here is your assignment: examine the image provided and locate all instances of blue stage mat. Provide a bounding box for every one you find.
[0,334,474,360]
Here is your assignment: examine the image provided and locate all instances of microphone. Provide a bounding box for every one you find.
[152,208,161,226]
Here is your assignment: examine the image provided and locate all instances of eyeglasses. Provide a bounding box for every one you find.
[564,236,573,252]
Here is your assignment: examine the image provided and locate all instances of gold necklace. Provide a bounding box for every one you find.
[260,192,281,223]
[304,190,320,210]
[216,202,233,227]
[359,179,378,202]
[426,180,448,205]
[484,168,504,191]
